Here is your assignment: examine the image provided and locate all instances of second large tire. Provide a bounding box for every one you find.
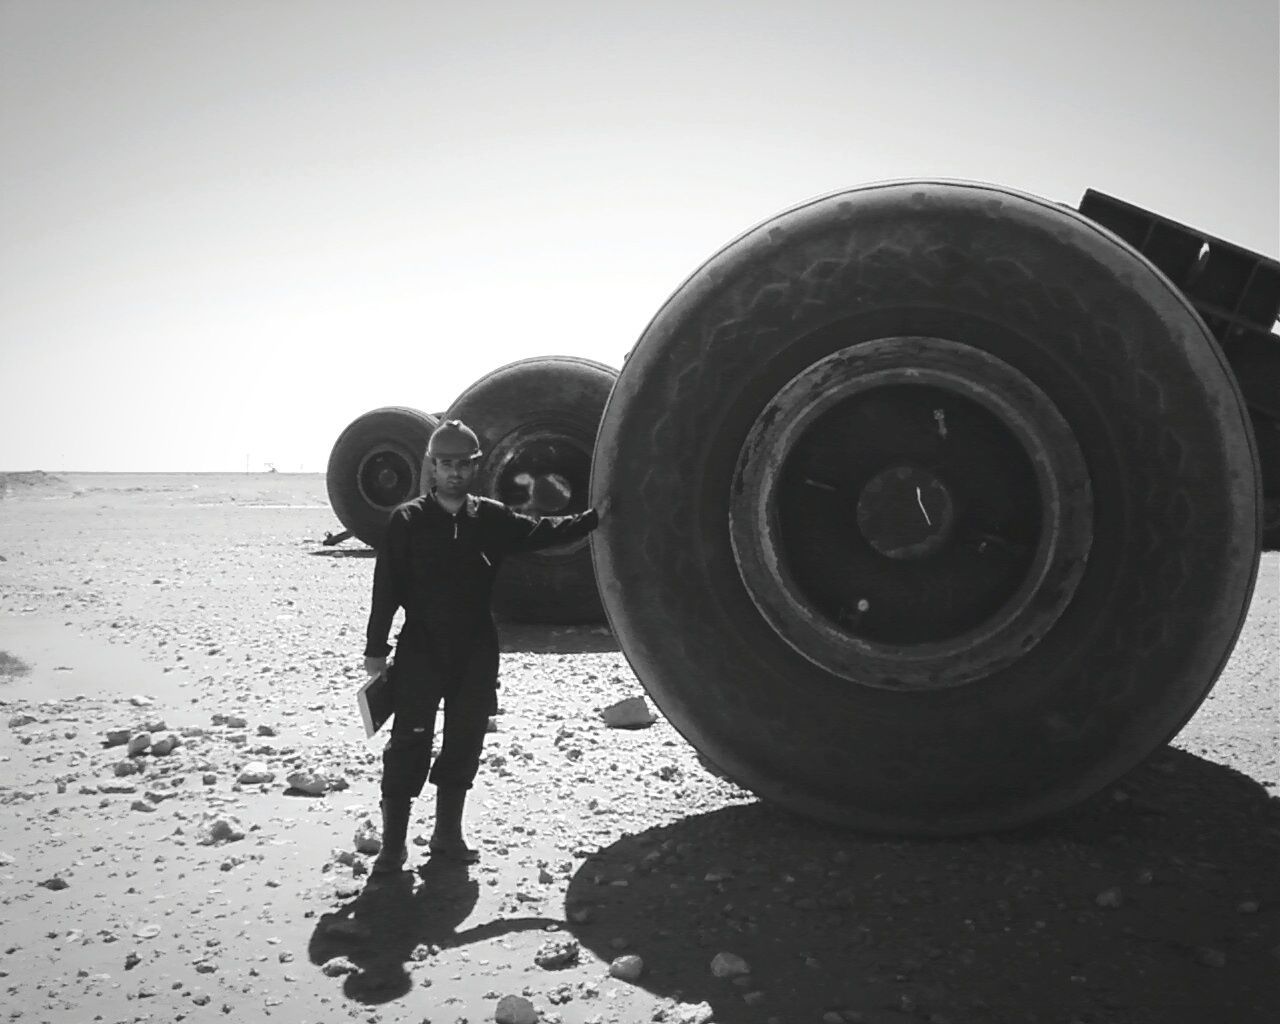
[444,356,617,623]
[591,180,1261,835]
[326,407,438,548]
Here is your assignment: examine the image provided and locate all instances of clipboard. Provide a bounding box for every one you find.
[357,669,394,738]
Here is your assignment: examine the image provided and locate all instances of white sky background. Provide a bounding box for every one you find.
[1,0,1276,472]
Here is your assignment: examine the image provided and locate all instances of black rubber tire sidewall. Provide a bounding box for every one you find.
[591,180,1261,834]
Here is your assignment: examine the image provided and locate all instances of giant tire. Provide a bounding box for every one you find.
[326,407,439,548]
[591,180,1262,835]
[445,356,617,623]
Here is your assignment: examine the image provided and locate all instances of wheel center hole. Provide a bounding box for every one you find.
[856,466,955,560]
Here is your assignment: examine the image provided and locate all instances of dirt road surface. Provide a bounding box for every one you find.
[1,473,1276,1024]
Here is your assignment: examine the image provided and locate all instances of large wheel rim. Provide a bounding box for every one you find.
[357,446,420,511]
[730,336,1092,689]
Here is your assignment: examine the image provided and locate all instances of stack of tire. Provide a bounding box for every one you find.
[325,357,617,624]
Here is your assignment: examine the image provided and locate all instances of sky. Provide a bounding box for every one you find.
[1,0,1276,472]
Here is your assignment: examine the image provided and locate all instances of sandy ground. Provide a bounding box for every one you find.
[0,472,1276,1024]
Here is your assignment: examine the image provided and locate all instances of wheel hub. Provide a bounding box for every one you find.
[856,465,955,560]
[357,448,417,511]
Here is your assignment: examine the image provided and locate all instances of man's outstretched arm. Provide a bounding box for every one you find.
[500,501,605,554]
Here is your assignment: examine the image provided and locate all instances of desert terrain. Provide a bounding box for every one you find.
[0,471,1276,1024]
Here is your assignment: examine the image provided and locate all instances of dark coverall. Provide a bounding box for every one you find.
[364,492,599,801]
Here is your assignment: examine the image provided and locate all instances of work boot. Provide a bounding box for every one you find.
[428,785,479,863]
[371,798,412,875]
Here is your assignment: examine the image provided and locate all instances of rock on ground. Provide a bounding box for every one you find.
[600,696,656,728]
[495,994,539,1024]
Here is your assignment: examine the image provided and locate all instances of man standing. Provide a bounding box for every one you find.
[362,419,604,874]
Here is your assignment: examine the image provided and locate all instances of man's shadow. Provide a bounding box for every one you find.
[306,855,557,1004]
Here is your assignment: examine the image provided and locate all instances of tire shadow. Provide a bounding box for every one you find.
[310,547,376,558]
[563,747,1280,1024]
[307,855,558,1004]
[496,620,619,654]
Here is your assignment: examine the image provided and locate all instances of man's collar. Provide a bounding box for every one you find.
[426,489,480,517]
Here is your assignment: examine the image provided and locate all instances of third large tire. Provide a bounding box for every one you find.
[444,356,617,623]
[326,406,438,548]
[591,180,1261,835]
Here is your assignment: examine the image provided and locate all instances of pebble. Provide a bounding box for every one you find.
[9,714,37,728]
[599,696,656,729]
[195,815,245,845]
[534,936,579,969]
[287,769,344,795]
[38,876,69,890]
[1095,887,1123,909]
[236,761,274,785]
[150,734,181,756]
[130,799,156,813]
[126,733,151,756]
[609,954,644,982]
[353,819,382,855]
[105,729,131,746]
[495,994,539,1024]
[710,950,751,978]
[321,956,357,977]
[671,1002,715,1024]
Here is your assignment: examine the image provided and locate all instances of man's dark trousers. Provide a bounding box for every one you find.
[380,628,498,800]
